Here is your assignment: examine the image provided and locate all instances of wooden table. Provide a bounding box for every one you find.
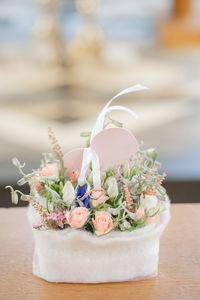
[0,204,199,300]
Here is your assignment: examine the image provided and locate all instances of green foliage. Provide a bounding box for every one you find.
[59,159,66,183]
[80,132,91,148]
[84,222,94,233]
[129,217,147,232]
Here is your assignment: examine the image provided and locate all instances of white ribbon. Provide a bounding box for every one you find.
[78,84,148,188]
[90,84,148,141]
[78,148,91,187]
[78,148,101,189]
[104,105,139,121]
[90,150,101,189]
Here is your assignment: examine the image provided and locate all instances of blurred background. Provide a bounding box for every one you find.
[1,0,200,207]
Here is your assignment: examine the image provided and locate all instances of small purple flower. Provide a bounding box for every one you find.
[48,212,57,221]
[32,220,44,228]
[57,212,66,228]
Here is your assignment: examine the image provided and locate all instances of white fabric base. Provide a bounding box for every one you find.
[29,207,170,283]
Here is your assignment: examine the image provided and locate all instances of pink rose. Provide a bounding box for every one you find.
[136,206,145,219]
[146,215,160,225]
[90,189,109,207]
[66,207,89,229]
[92,211,114,236]
[40,163,59,177]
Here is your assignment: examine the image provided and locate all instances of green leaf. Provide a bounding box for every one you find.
[147,161,152,167]
[84,222,94,233]
[80,132,92,148]
[150,208,160,217]
[152,150,158,165]
[105,169,115,179]
[59,159,66,182]
[80,132,91,138]
[86,138,91,148]
[109,118,123,128]
[123,161,130,179]
[59,181,64,198]
[130,167,137,179]
[46,193,50,213]
[129,223,136,231]
[50,183,59,193]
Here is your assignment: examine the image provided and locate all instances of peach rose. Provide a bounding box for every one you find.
[90,189,109,207]
[29,176,43,191]
[40,163,59,177]
[66,207,89,229]
[92,211,114,236]
[70,171,79,183]
[136,206,145,219]
[146,215,160,225]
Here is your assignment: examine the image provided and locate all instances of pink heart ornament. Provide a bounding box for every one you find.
[63,128,138,176]
[90,128,138,168]
[63,148,84,177]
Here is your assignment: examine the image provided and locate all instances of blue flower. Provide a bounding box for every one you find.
[76,185,90,208]
[76,185,87,198]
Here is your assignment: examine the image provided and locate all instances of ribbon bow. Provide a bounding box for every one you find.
[76,84,148,206]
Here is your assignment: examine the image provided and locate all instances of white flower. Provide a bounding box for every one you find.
[11,191,19,204]
[119,220,131,231]
[63,181,76,204]
[123,220,131,229]
[107,207,120,216]
[105,177,119,198]
[140,194,158,215]
[12,157,25,169]
[5,186,19,204]
[127,211,137,220]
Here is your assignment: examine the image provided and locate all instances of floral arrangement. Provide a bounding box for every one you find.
[5,85,171,284]
[6,126,168,236]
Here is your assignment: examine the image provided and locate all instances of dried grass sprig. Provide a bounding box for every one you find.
[48,127,63,160]
[26,196,48,217]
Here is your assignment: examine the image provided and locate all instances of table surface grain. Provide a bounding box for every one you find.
[0,204,200,300]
